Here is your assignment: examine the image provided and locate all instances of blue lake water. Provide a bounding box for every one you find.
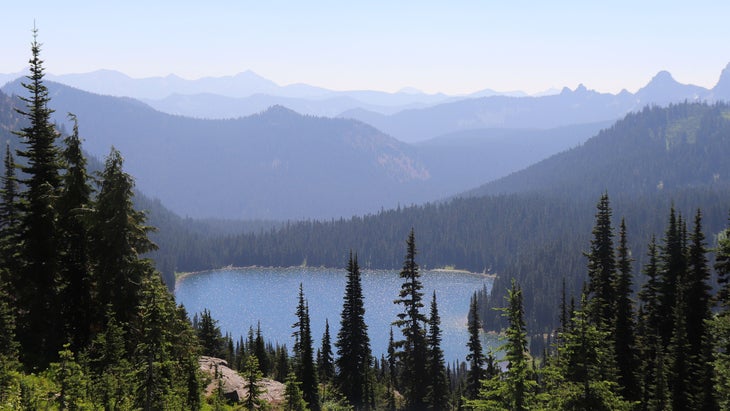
[175,266,495,363]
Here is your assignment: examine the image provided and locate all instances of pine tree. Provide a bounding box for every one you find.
[425,291,449,410]
[284,371,308,411]
[658,206,686,347]
[254,321,269,376]
[243,355,265,410]
[196,308,224,358]
[637,236,663,408]
[292,284,320,411]
[469,280,535,411]
[0,144,20,270]
[685,209,718,410]
[465,292,485,400]
[613,219,639,401]
[585,193,616,329]
[716,212,730,310]
[392,228,428,410]
[57,113,94,352]
[668,283,692,411]
[90,147,157,326]
[13,26,64,370]
[318,318,334,384]
[335,252,373,409]
[501,281,533,411]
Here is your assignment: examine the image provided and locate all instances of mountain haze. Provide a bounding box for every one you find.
[2,80,607,220]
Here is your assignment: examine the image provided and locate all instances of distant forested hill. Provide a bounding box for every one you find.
[467,103,730,200]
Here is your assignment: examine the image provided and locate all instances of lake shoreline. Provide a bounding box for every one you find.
[175,265,495,287]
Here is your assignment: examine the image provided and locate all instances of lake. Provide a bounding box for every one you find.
[175,266,495,363]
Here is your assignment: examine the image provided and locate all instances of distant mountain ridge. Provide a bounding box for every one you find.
[1,80,608,220]
[5,65,730,143]
[339,65,730,142]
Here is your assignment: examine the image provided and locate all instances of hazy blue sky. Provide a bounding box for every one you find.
[2,1,729,95]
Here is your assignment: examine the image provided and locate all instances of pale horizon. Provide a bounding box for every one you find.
[3,1,730,95]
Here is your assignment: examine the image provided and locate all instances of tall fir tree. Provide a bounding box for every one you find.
[585,193,616,329]
[613,219,639,401]
[685,209,718,410]
[425,291,449,410]
[57,113,94,352]
[292,284,320,411]
[90,147,157,327]
[0,144,20,270]
[465,292,486,400]
[318,318,334,384]
[13,26,64,370]
[501,281,533,411]
[392,228,428,410]
[667,282,692,411]
[658,206,686,347]
[714,213,730,410]
[470,280,535,410]
[335,252,373,410]
[637,236,663,409]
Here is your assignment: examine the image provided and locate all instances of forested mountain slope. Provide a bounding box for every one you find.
[467,103,730,200]
[3,80,432,219]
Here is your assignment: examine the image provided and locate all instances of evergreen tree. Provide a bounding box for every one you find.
[613,219,639,401]
[465,292,485,400]
[469,281,535,411]
[57,113,94,352]
[658,206,686,347]
[637,236,663,409]
[196,308,224,358]
[685,209,718,410]
[668,282,692,411]
[585,193,616,329]
[284,371,308,411]
[292,284,320,411]
[90,147,157,327]
[717,212,730,310]
[335,252,373,409]
[318,318,335,384]
[392,228,428,410]
[501,281,533,411]
[558,293,630,410]
[13,27,64,370]
[0,144,20,270]
[425,291,449,410]
[254,321,269,376]
[243,355,264,411]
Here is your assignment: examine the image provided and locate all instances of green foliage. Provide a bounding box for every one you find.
[197,308,225,358]
[293,284,320,411]
[13,26,65,370]
[465,293,485,400]
[284,371,308,411]
[424,292,449,410]
[335,252,373,409]
[243,355,264,410]
[392,229,428,410]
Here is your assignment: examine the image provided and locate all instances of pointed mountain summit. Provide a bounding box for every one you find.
[636,70,707,105]
[711,62,730,101]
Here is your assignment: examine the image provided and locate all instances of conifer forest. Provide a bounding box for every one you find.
[4,31,730,411]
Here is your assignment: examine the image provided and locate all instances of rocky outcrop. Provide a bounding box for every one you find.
[199,356,285,406]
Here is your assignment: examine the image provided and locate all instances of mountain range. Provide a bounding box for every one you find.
[0,80,604,220]
[4,65,730,143]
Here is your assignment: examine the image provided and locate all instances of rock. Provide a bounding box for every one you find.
[198,356,285,406]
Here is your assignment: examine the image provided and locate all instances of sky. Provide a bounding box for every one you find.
[2,1,730,95]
